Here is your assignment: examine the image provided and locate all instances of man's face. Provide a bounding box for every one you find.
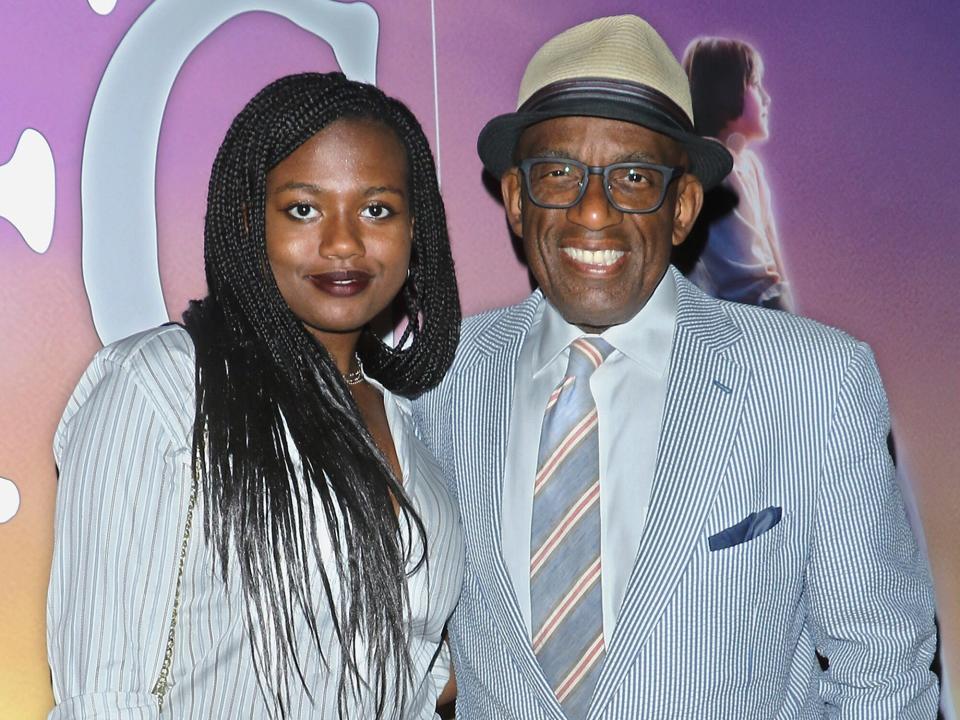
[502,116,703,333]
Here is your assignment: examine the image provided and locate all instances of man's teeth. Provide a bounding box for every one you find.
[562,248,625,266]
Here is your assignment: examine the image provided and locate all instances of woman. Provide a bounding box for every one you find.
[48,72,463,719]
[682,37,794,311]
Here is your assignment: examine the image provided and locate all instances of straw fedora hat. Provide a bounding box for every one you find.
[477,15,733,189]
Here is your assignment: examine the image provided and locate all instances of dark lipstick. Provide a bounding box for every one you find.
[307,270,371,297]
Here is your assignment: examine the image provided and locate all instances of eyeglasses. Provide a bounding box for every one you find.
[518,157,686,214]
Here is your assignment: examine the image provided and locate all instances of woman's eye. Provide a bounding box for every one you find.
[286,203,318,220]
[360,203,393,219]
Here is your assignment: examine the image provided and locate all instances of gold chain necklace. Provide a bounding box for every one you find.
[343,353,364,385]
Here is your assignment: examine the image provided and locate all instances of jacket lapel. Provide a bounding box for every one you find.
[590,271,752,716]
[452,293,566,717]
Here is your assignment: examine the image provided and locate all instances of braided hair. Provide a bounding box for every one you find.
[182,72,460,717]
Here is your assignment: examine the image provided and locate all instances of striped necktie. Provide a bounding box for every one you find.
[530,336,613,718]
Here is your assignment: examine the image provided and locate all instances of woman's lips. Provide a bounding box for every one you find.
[307,270,371,296]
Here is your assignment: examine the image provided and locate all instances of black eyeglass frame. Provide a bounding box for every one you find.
[517,157,686,214]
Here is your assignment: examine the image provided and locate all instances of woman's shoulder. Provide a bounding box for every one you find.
[93,323,194,368]
[86,324,195,405]
[57,325,197,450]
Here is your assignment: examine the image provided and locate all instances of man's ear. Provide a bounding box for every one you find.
[672,173,704,247]
[501,169,524,237]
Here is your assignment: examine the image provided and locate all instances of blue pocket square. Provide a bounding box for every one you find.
[708,506,783,551]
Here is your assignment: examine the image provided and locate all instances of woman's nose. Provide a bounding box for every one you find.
[319,212,364,259]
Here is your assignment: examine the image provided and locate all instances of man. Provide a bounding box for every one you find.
[414,15,938,719]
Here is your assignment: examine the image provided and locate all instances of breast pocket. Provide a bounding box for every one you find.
[704,507,791,591]
[708,505,783,551]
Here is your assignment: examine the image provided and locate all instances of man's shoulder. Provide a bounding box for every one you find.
[707,298,872,390]
[412,294,538,424]
[725,300,861,354]
[447,292,541,370]
[460,293,540,342]
[677,270,861,357]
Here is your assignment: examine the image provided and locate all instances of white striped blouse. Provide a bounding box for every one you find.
[47,325,464,719]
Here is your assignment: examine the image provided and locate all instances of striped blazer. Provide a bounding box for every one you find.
[413,268,938,719]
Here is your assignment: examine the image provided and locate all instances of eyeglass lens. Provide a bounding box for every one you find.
[527,160,667,212]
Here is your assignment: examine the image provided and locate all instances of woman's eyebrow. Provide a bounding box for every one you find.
[270,182,407,197]
[271,181,323,194]
[364,185,406,198]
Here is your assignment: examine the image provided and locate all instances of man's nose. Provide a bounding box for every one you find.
[566,172,622,230]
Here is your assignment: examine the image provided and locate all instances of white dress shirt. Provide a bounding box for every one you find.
[501,271,677,644]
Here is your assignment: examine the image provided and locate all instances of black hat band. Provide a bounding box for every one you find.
[519,77,694,134]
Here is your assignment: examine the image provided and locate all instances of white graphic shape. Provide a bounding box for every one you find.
[82,0,379,344]
[0,129,56,254]
[88,0,118,15]
[0,477,20,523]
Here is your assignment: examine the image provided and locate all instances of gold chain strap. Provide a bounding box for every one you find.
[150,475,198,711]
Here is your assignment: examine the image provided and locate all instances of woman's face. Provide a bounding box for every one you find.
[264,118,412,347]
[729,78,770,143]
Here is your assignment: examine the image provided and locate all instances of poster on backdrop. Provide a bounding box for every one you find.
[1,0,957,717]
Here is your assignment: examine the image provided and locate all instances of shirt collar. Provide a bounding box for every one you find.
[531,268,677,377]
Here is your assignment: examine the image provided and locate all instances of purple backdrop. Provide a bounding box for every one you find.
[1,1,956,715]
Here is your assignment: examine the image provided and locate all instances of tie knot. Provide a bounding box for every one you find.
[567,337,614,377]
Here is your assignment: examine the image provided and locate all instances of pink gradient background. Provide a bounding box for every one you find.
[1,1,957,716]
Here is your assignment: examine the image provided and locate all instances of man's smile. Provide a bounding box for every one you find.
[560,246,628,274]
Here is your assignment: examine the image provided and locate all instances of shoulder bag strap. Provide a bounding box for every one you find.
[150,474,198,711]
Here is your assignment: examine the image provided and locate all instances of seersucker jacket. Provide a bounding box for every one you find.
[412,267,938,719]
